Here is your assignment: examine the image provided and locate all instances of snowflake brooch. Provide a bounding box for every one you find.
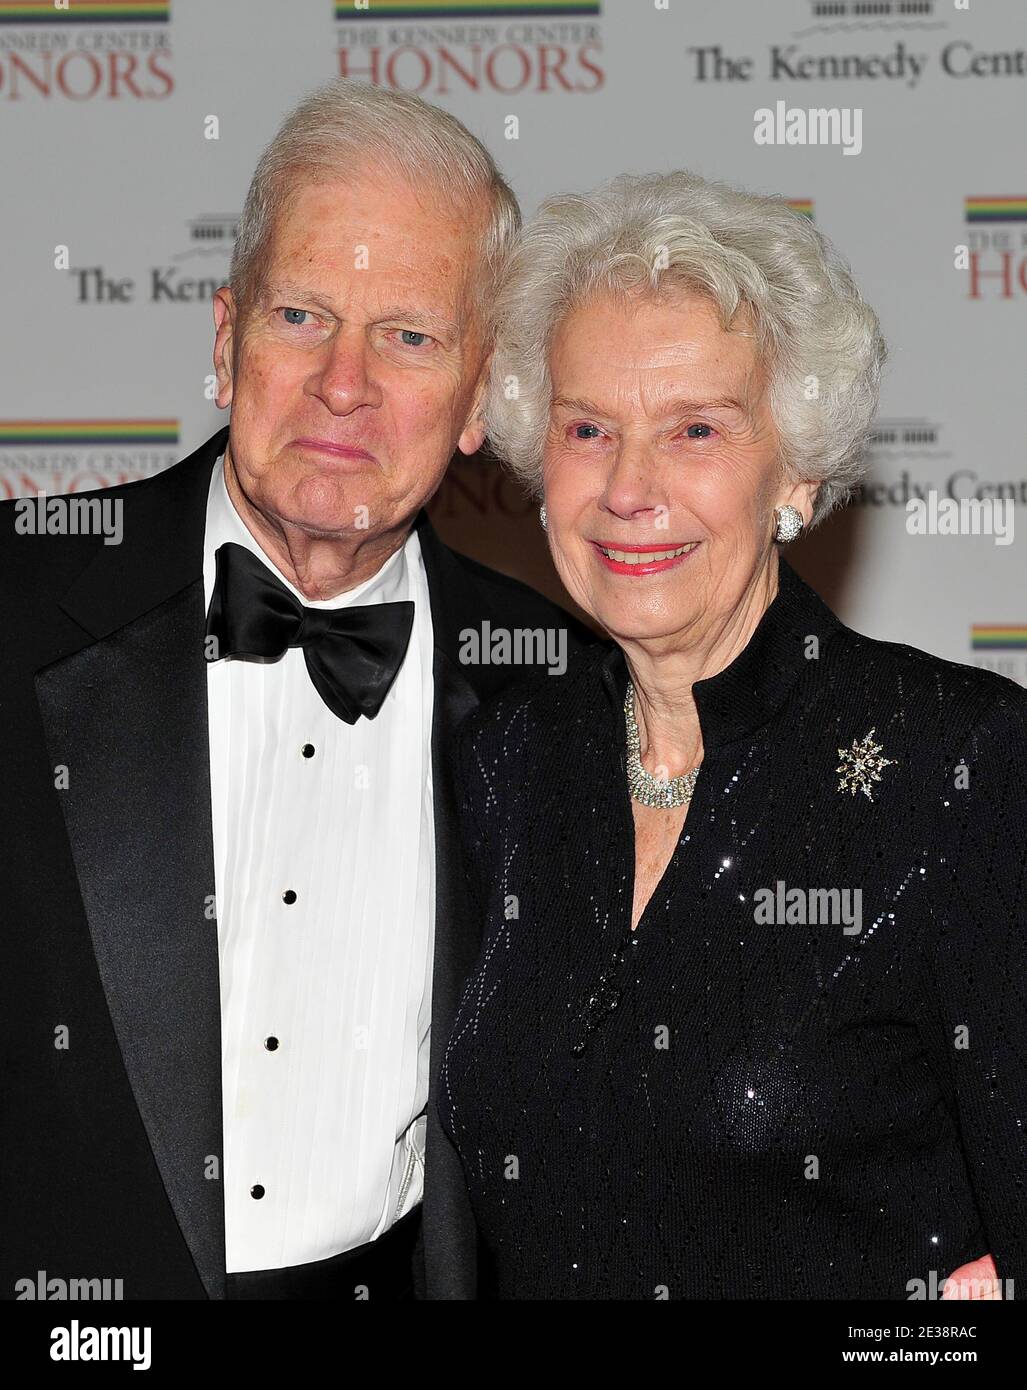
[836,728,896,801]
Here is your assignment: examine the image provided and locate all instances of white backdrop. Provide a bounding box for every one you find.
[1,0,1024,681]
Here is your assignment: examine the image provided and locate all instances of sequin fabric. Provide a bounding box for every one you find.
[438,556,1027,1300]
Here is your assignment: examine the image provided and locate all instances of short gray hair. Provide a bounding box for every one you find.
[229,79,521,326]
[484,170,886,528]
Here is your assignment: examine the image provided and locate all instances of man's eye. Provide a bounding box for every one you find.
[280,308,312,326]
[396,329,431,347]
[686,423,715,439]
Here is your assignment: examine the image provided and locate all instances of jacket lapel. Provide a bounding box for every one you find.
[415,512,494,1298]
[34,429,228,1299]
[416,512,493,1029]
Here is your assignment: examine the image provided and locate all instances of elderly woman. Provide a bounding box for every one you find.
[438,171,1027,1300]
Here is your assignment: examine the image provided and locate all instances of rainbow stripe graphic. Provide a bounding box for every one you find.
[965,197,1027,224]
[786,199,814,220]
[334,0,600,16]
[971,625,1027,651]
[0,1,168,21]
[0,420,179,446]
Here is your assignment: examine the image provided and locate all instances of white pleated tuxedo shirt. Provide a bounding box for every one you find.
[202,455,436,1272]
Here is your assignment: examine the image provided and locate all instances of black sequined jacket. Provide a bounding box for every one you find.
[439,555,1027,1300]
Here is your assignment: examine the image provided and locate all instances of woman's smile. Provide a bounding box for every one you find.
[590,538,702,576]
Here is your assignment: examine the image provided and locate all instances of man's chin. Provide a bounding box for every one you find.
[277,477,384,536]
[273,508,376,541]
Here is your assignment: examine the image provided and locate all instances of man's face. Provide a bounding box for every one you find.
[213,170,489,547]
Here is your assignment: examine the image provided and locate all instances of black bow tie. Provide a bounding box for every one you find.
[205,541,415,725]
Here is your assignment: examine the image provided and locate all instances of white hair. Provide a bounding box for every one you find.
[229,79,521,324]
[484,170,887,528]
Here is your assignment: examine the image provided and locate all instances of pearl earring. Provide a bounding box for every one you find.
[539,504,548,531]
[773,504,804,543]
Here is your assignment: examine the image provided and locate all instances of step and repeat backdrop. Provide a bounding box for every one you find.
[0,0,1023,678]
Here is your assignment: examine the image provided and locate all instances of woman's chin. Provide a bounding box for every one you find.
[590,605,699,648]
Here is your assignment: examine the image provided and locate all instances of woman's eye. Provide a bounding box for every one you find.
[280,308,311,326]
[572,424,602,440]
[685,423,715,439]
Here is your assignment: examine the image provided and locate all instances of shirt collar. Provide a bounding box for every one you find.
[599,555,842,750]
[202,452,413,615]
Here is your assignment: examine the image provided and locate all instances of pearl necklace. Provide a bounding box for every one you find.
[624,680,702,809]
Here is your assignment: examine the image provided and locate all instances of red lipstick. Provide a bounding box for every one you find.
[590,539,701,577]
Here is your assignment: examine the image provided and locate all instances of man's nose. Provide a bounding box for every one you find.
[308,329,383,414]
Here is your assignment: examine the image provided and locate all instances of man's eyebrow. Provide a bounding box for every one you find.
[551,395,748,416]
[374,303,461,338]
[259,283,460,338]
[259,281,336,311]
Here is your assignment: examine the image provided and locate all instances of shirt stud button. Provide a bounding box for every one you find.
[250,1185,265,1200]
[301,743,315,758]
[282,890,297,905]
[264,1036,279,1051]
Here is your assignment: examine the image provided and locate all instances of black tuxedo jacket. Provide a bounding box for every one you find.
[0,426,593,1301]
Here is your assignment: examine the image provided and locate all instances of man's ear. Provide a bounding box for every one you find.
[457,413,487,458]
[456,346,493,457]
[212,286,238,409]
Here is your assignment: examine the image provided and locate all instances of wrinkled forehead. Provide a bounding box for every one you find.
[549,288,769,400]
[259,165,492,311]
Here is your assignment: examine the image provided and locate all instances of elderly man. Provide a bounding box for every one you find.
[0,80,590,1302]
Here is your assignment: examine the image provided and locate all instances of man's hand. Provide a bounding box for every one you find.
[941,1254,1002,1299]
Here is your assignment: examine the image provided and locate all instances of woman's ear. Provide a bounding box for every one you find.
[779,478,820,527]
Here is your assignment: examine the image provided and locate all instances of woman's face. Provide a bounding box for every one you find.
[542,289,815,649]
